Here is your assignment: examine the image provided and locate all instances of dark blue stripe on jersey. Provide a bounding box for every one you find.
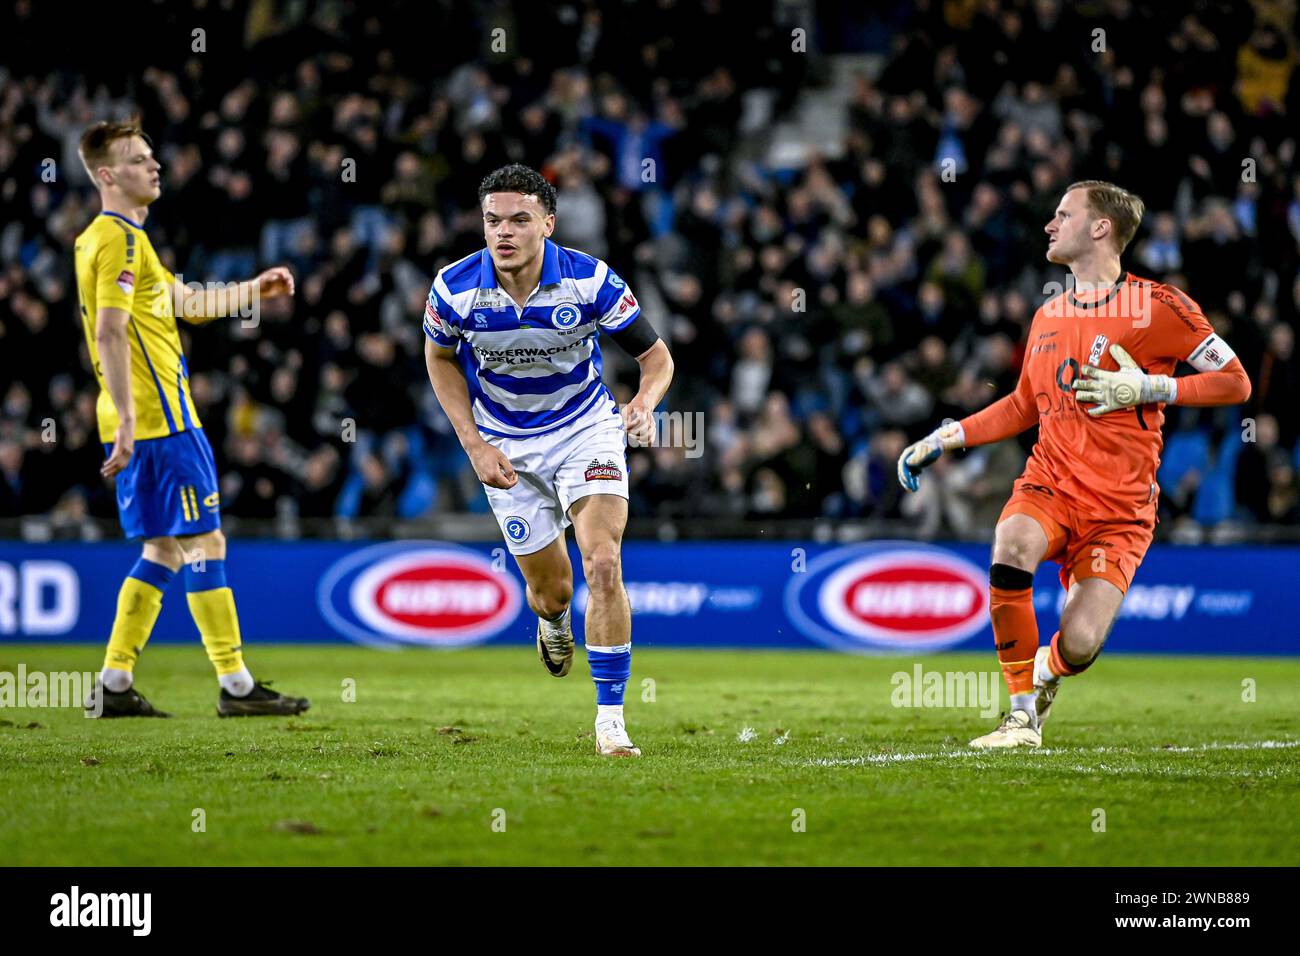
[478,360,592,396]
[100,211,144,229]
[475,385,614,438]
[473,374,607,431]
[130,320,178,435]
[107,216,137,261]
[604,307,639,332]
[177,368,195,430]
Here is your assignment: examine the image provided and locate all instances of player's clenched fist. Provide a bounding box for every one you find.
[621,400,656,448]
[255,266,295,298]
[897,421,965,492]
[467,440,518,489]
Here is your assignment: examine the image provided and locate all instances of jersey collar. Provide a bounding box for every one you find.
[1067,272,1130,310]
[478,238,562,290]
[99,210,144,229]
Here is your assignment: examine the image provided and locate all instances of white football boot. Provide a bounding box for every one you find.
[595,715,641,757]
[1033,646,1061,728]
[536,607,574,677]
[968,709,1041,749]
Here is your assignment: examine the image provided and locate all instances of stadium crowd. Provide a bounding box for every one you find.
[2,0,1299,538]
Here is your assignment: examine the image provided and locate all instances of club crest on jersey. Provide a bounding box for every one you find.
[504,516,530,542]
[551,303,582,330]
[585,458,622,482]
[115,270,135,295]
[1088,333,1109,366]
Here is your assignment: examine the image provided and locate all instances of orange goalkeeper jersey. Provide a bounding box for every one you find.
[958,273,1251,522]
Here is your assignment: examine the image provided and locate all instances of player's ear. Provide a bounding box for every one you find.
[1093,217,1111,242]
[543,213,555,237]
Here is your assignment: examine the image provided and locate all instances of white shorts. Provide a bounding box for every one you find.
[483,413,629,555]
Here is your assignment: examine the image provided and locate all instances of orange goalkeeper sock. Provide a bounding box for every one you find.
[1048,630,1092,676]
[989,564,1038,702]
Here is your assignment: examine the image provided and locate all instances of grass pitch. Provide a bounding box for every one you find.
[1,645,1296,866]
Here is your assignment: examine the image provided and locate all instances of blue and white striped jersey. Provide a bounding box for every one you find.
[424,239,641,438]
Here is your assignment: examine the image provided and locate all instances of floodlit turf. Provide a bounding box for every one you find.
[1,645,1297,866]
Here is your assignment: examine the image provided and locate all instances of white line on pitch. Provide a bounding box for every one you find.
[807,739,1299,767]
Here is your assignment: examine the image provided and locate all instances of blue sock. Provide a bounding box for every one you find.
[129,558,176,591]
[184,558,227,592]
[587,643,631,706]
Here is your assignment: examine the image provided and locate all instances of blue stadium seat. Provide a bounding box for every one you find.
[397,471,437,518]
[464,484,492,513]
[1217,430,1246,479]
[333,473,364,518]
[1158,430,1210,489]
[1191,471,1234,526]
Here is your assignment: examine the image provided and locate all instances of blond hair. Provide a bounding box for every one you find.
[78,121,148,186]
[1065,180,1145,253]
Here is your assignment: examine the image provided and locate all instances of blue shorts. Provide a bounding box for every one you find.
[104,428,221,539]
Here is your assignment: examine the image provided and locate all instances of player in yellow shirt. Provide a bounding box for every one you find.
[75,121,309,718]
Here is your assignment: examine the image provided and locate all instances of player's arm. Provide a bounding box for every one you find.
[421,289,516,490]
[898,353,1038,492]
[90,230,139,478]
[96,306,136,478]
[615,327,673,447]
[1073,290,1252,415]
[174,267,295,324]
[593,265,673,446]
[1170,351,1251,405]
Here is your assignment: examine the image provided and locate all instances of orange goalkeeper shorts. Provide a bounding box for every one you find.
[998,479,1155,594]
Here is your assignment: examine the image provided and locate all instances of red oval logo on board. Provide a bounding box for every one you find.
[785,545,989,652]
[319,544,521,648]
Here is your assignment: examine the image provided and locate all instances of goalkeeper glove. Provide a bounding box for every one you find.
[1072,344,1176,416]
[897,421,965,492]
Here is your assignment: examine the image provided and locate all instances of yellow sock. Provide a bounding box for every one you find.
[104,560,175,672]
[186,587,246,676]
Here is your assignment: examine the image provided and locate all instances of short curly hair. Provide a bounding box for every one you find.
[478,163,557,215]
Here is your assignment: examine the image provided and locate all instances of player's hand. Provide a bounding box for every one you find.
[621,400,656,448]
[467,440,517,490]
[255,266,295,299]
[101,421,135,479]
[1073,344,1176,416]
[897,421,965,492]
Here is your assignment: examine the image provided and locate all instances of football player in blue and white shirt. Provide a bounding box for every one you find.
[424,164,673,757]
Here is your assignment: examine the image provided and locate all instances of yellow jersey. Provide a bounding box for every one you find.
[74,211,202,442]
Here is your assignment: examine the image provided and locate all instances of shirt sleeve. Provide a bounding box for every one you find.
[958,316,1041,447]
[958,361,1040,447]
[1146,284,1252,406]
[422,275,460,348]
[1145,284,1220,363]
[593,262,641,332]
[94,228,137,312]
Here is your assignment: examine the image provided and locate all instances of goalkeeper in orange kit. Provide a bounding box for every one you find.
[898,181,1251,747]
